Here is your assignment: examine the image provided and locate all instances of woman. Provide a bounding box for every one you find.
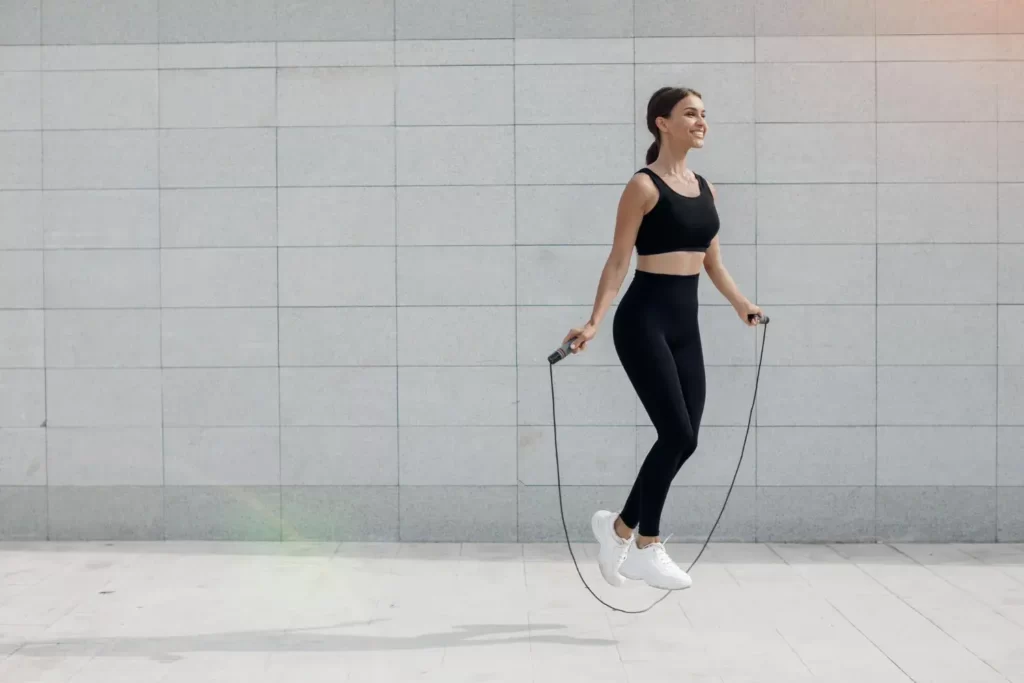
[563,87,762,591]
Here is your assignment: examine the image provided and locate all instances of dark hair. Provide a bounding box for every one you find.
[645,86,702,164]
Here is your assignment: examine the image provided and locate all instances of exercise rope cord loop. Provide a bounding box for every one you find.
[547,316,769,614]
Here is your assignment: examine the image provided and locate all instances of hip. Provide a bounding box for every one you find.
[620,268,699,310]
[613,269,700,340]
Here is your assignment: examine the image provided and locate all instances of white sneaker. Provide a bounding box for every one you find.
[590,510,631,587]
[619,536,692,590]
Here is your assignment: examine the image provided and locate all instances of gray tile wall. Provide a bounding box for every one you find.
[1,0,1022,543]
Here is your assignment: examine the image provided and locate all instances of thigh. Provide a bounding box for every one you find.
[614,318,693,441]
[671,336,706,438]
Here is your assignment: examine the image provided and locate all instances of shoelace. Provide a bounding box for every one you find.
[648,534,678,569]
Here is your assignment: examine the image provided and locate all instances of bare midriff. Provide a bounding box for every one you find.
[636,251,705,277]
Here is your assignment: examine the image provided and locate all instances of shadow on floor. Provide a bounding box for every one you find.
[0,621,617,662]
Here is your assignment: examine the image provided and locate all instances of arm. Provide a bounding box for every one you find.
[587,175,650,328]
[564,175,652,350]
[703,236,747,309]
[703,182,762,325]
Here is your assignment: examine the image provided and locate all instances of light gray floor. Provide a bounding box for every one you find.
[1,541,1023,682]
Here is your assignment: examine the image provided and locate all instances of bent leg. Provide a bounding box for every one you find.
[671,336,706,478]
[616,333,697,538]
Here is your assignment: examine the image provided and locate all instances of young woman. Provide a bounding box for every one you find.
[563,86,762,591]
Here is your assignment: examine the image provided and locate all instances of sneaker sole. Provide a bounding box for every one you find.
[620,571,692,590]
[620,555,693,589]
[590,512,625,588]
[648,579,692,591]
[626,573,692,590]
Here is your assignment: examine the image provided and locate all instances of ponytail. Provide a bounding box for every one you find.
[645,139,660,164]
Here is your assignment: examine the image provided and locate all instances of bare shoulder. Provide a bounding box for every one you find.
[624,170,659,212]
[703,176,718,201]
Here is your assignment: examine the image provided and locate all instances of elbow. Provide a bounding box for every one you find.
[605,251,632,276]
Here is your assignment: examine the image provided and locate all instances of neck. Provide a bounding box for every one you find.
[653,144,691,176]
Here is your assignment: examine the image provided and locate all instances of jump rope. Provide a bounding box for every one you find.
[546,311,769,614]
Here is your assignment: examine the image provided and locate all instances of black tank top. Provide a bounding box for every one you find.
[633,168,720,256]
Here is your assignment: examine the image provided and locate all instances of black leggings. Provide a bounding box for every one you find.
[612,269,706,538]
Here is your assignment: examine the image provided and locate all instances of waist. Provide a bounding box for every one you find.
[626,268,700,300]
[636,250,706,274]
[633,268,700,283]
[618,269,699,331]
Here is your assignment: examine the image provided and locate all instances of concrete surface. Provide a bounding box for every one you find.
[2,541,1023,682]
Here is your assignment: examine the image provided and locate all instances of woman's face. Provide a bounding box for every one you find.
[660,94,707,149]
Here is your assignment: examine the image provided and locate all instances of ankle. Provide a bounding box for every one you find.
[637,535,659,548]
[614,516,633,540]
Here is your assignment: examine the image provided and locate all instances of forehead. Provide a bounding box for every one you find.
[674,96,705,113]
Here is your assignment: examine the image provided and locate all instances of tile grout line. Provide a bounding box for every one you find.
[752,5,759,541]
[512,14,519,541]
[26,34,1024,47]
[995,81,1000,541]
[4,303,1017,310]
[874,24,880,542]
[394,3,401,543]
[6,182,1017,190]
[273,0,283,539]
[886,544,1021,674]
[39,1,48,541]
[31,119,1024,131]
[9,426,988,431]
[275,39,282,542]
[811,543,938,682]
[158,0,166,542]
[7,241,1018,249]
[3,362,1008,369]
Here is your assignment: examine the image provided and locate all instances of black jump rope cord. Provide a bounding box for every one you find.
[547,313,769,614]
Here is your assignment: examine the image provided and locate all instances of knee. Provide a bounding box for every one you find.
[659,425,697,457]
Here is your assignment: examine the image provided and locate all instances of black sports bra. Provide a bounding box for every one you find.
[633,168,720,256]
